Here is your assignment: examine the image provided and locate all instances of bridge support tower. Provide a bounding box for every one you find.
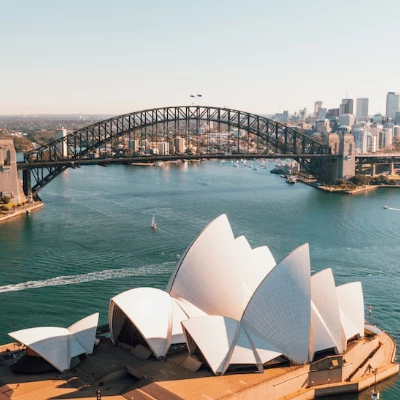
[22,169,32,200]
[318,133,355,183]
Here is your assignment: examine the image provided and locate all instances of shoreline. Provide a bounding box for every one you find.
[0,201,43,223]
[297,177,400,195]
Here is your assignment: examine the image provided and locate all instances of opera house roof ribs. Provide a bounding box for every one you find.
[109,214,365,375]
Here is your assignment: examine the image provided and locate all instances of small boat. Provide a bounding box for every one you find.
[371,368,379,399]
[151,215,157,230]
[383,205,388,209]
[371,388,379,399]
[286,175,297,184]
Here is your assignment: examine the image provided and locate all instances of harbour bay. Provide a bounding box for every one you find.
[0,160,399,399]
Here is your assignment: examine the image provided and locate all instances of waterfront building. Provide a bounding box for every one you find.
[339,99,354,115]
[356,98,369,121]
[8,313,99,373]
[128,139,140,153]
[158,141,169,155]
[109,214,365,375]
[386,92,400,120]
[55,126,68,158]
[0,140,26,204]
[174,137,186,154]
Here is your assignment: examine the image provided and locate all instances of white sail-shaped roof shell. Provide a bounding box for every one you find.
[182,316,240,375]
[182,316,282,375]
[8,313,99,373]
[242,244,311,364]
[109,287,188,359]
[310,269,345,359]
[167,214,276,320]
[336,282,365,340]
[68,313,99,355]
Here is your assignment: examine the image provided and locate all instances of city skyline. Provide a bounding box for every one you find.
[1,0,399,116]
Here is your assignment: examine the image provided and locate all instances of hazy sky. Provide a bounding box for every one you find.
[1,0,399,116]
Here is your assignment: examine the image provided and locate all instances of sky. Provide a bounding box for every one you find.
[1,0,399,116]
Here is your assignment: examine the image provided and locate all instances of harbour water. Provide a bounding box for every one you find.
[0,160,399,399]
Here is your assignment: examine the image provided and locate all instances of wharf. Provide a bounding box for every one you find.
[0,201,43,223]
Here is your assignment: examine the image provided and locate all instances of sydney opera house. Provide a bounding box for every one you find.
[3,215,398,399]
[110,214,365,374]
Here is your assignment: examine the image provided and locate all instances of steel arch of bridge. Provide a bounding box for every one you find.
[23,105,331,196]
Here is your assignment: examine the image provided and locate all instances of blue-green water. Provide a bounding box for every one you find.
[0,161,399,399]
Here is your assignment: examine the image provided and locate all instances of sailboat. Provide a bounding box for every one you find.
[151,215,157,230]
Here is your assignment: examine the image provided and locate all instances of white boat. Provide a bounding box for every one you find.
[383,205,388,209]
[155,161,166,167]
[232,162,239,168]
[371,389,379,400]
[286,175,297,184]
[151,215,157,230]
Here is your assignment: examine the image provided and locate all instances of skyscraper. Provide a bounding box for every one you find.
[356,98,369,121]
[314,101,322,118]
[339,99,354,115]
[386,92,400,120]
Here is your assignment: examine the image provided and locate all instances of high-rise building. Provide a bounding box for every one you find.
[339,114,355,127]
[378,129,393,150]
[339,99,354,115]
[386,92,400,120]
[326,108,339,119]
[356,98,369,121]
[174,137,186,153]
[319,108,327,119]
[158,142,169,155]
[128,139,140,152]
[314,101,323,118]
[55,126,68,158]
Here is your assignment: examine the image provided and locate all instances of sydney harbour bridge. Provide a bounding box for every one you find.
[16,105,392,199]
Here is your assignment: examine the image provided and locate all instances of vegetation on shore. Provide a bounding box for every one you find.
[317,174,400,192]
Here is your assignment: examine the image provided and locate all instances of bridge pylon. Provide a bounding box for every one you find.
[318,133,355,183]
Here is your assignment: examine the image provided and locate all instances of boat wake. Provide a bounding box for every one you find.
[0,263,175,293]
[386,207,400,211]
